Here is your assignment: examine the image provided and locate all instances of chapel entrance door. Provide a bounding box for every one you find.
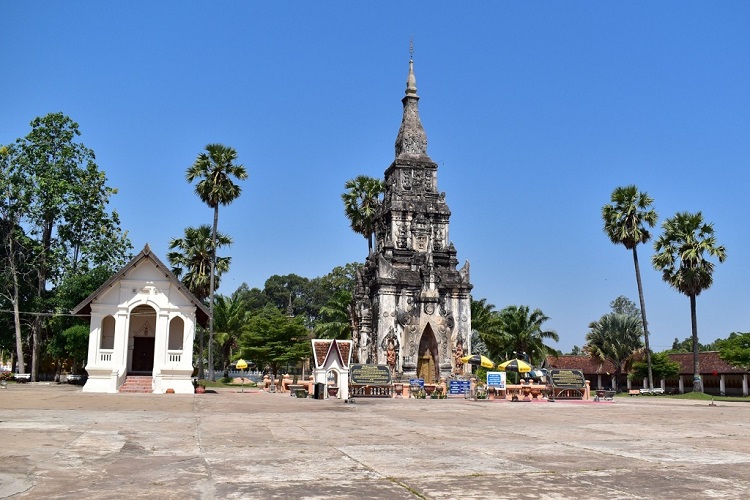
[131,337,155,373]
[416,325,439,384]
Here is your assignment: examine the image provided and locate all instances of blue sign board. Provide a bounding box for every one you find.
[409,378,424,388]
[449,380,471,394]
[486,371,506,389]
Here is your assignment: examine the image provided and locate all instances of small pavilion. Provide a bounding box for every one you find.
[72,244,208,394]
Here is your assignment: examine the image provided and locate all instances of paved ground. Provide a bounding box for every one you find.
[1,384,749,499]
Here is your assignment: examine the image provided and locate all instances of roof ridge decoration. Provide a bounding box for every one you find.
[394,56,429,160]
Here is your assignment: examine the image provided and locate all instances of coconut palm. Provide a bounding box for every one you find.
[341,175,384,252]
[497,305,560,365]
[602,185,658,389]
[652,211,726,392]
[314,290,355,340]
[186,144,248,380]
[470,298,505,359]
[213,293,248,377]
[585,313,644,392]
[167,224,232,378]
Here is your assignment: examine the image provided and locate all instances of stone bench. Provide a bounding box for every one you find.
[14,373,31,383]
[629,389,640,396]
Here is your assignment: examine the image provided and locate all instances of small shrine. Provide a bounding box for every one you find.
[352,57,473,384]
[311,339,353,399]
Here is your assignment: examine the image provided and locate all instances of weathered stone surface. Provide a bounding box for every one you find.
[2,385,750,499]
[353,59,473,382]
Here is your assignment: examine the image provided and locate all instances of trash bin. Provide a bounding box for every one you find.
[314,382,325,400]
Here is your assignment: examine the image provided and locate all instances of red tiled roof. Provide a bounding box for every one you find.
[545,352,747,376]
[667,352,746,375]
[338,342,351,368]
[545,355,619,374]
[312,340,331,368]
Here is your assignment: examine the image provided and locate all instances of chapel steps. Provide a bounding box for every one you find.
[119,375,153,393]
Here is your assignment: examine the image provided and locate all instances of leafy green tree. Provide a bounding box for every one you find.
[652,211,727,392]
[667,336,718,353]
[263,274,313,318]
[602,185,658,389]
[168,224,232,378]
[630,352,679,382]
[585,313,643,391]
[314,290,354,340]
[238,306,310,377]
[342,175,384,252]
[568,345,582,355]
[6,114,131,380]
[497,305,560,365]
[232,283,270,312]
[0,144,34,372]
[610,296,640,318]
[716,332,750,371]
[186,143,248,381]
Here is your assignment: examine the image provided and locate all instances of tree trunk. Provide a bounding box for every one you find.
[8,238,25,374]
[208,204,219,382]
[690,294,701,392]
[632,247,654,390]
[31,220,53,381]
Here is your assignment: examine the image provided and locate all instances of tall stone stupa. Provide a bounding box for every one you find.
[352,56,473,383]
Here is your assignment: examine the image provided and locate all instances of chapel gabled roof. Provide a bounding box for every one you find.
[71,243,210,327]
[311,339,352,369]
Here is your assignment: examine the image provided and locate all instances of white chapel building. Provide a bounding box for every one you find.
[72,244,208,394]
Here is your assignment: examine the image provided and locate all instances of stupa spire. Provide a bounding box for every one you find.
[394,42,429,159]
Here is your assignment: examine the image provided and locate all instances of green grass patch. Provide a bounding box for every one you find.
[197,379,257,389]
[665,392,750,403]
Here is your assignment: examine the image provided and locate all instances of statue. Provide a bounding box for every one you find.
[454,340,465,375]
[386,339,397,375]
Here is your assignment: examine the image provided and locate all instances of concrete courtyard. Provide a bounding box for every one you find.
[1,384,749,499]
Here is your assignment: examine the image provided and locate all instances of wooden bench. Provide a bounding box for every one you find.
[14,373,31,383]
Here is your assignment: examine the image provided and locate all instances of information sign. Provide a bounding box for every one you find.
[449,380,471,394]
[350,364,392,385]
[486,371,506,389]
[549,369,586,389]
[409,378,425,388]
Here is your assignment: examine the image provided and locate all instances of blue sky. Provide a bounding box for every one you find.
[3,2,749,353]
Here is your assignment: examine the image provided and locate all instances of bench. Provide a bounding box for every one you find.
[14,373,31,383]
[629,389,640,396]
[639,388,665,395]
[66,374,83,385]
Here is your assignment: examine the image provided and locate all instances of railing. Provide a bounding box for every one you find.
[168,352,181,363]
[99,350,113,362]
[350,384,392,398]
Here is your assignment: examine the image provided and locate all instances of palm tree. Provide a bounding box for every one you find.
[186,144,248,380]
[341,175,384,252]
[213,293,248,377]
[497,305,560,365]
[585,313,644,391]
[602,185,658,389]
[652,211,726,392]
[470,298,506,359]
[314,290,355,340]
[167,224,232,378]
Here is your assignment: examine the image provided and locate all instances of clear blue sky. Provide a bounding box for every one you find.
[3,2,749,353]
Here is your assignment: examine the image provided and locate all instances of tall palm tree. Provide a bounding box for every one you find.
[186,144,248,380]
[602,185,658,389]
[652,211,726,392]
[497,305,560,365]
[167,224,232,378]
[341,175,384,252]
[585,313,644,391]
